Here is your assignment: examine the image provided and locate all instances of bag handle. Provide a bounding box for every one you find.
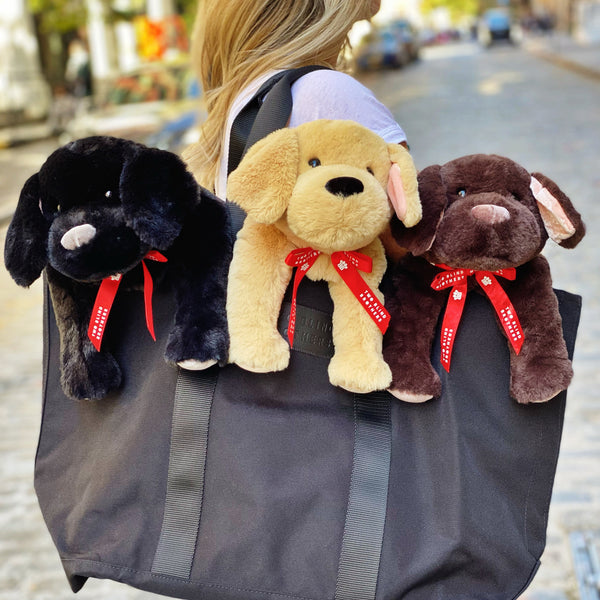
[152,365,392,600]
[226,65,330,232]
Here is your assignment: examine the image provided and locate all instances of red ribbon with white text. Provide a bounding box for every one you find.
[284,248,321,347]
[87,250,168,351]
[284,248,390,348]
[432,264,524,371]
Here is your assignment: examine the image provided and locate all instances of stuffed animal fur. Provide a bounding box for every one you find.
[383,154,585,404]
[226,119,421,393]
[4,136,232,401]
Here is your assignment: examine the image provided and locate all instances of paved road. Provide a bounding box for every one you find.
[363,41,600,599]
[0,40,599,600]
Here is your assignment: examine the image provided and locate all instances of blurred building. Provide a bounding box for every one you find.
[88,0,183,87]
[517,0,599,39]
[0,0,52,125]
[0,0,191,125]
[575,0,600,41]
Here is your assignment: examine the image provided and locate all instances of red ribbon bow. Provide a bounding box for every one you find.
[431,264,524,371]
[284,248,390,347]
[87,250,168,351]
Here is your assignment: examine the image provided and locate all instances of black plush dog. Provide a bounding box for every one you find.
[4,136,232,400]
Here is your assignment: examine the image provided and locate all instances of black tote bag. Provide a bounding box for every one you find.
[34,68,582,600]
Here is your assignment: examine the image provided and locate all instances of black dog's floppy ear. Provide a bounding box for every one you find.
[120,147,199,250]
[4,173,49,287]
[530,172,585,249]
[390,164,447,256]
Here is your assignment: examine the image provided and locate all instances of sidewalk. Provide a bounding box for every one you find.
[0,120,53,150]
[523,32,600,80]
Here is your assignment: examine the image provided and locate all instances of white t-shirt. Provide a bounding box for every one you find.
[216,69,407,199]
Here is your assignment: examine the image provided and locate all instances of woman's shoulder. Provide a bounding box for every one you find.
[291,68,375,103]
[289,69,406,143]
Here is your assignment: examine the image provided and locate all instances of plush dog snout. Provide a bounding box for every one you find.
[471,204,510,225]
[325,177,364,198]
[61,224,97,250]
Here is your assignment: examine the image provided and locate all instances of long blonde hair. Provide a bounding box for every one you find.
[183,0,373,188]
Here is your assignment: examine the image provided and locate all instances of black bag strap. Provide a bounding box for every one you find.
[226,65,330,233]
[151,360,392,600]
[336,393,392,600]
[227,65,329,175]
[151,368,219,579]
[151,65,392,597]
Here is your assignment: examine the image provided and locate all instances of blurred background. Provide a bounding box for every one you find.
[1,0,599,599]
[1,0,597,151]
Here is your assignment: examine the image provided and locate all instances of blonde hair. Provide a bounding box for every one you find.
[183,0,373,188]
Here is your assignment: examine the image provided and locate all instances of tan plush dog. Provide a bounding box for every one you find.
[226,119,421,393]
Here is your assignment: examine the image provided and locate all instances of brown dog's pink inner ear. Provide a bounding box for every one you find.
[530,176,576,243]
[387,163,407,221]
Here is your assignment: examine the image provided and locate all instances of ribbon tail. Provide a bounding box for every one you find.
[142,260,156,341]
[477,273,524,354]
[88,275,122,351]
[332,252,390,334]
[287,267,305,348]
[285,249,320,348]
[440,282,467,371]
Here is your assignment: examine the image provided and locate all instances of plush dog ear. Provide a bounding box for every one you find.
[227,128,299,224]
[530,173,585,248]
[4,173,50,287]
[387,144,421,227]
[120,147,199,250]
[390,164,447,256]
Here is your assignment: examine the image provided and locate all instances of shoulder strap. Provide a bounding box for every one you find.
[227,65,330,233]
[227,65,329,175]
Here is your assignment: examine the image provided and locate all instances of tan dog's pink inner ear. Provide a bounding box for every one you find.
[387,163,407,221]
[530,176,576,243]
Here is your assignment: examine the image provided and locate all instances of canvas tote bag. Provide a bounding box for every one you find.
[34,67,582,600]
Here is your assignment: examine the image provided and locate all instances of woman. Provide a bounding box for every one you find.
[183,0,407,198]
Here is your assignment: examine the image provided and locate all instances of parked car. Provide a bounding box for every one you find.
[477,9,520,46]
[355,21,420,71]
[388,19,421,61]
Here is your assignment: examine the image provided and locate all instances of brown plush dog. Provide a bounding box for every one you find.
[227,119,421,393]
[383,154,585,404]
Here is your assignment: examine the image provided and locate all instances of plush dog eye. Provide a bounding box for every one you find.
[457,188,467,197]
[308,158,321,168]
[367,167,374,175]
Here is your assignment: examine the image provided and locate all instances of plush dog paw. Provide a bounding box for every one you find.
[230,333,290,373]
[510,356,573,404]
[388,365,441,403]
[387,388,434,403]
[177,358,218,371]
[328,354,392,394]
[165,326,229,367]
[61,351,122,401]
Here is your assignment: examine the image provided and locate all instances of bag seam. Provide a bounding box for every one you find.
[34,277,52,468]
[61,558,324,600]
[509,558,541,600]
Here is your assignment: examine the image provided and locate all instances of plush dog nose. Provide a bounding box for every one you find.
[471,204,510,225]
[325,177,364,198]
[61,224,97,250]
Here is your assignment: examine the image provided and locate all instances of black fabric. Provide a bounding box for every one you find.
[37,281,580,600]
[34,67,582,600]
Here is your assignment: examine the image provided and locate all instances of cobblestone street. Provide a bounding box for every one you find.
[1,37,599,600]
